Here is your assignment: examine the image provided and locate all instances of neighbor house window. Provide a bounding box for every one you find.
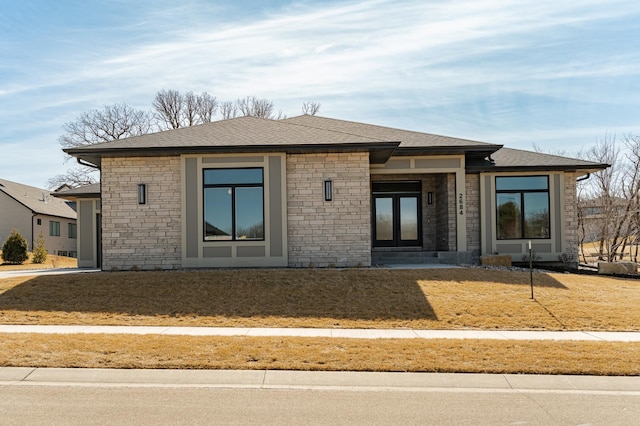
[496,176,550,239]
[68,223,77,239]
[49,221,60,237]
[203,168,264,241]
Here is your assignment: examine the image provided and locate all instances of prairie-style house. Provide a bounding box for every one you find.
[57,115,607,270]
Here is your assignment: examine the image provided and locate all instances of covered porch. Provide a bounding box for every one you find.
[369,154,474,266]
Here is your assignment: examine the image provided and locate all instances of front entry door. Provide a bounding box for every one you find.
[372,182,421,247]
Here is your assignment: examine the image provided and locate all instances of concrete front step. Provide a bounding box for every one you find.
[372,251,440,264]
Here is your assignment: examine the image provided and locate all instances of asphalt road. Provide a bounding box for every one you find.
[1,371,639,425]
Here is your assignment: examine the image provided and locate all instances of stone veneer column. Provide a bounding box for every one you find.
[101,156,182,270]
[465,174,481,263]
[287,152,371,267]
[563,172,579,266]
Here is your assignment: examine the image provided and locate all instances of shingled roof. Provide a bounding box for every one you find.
[0,178,77,219]
[283,115,500,150]
[63,114,608,172]
[64,115,400,166]
[467,147,608,172]
[52,183,101,200]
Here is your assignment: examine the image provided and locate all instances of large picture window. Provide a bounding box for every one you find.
[496,176,550,240]
[203,168,264,241]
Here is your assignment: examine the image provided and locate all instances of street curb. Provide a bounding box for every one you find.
[1,368,639,393]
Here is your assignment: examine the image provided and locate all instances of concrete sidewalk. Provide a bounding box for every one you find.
[1,367,639,393]
[1,324,640,341]
[0,268,100,279]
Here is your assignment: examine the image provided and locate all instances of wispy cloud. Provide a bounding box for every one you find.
[1,0,639,186]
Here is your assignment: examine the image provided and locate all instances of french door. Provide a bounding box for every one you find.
[372,182,421,247]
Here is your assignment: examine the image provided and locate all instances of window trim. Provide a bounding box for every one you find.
[49,220,60,237]
[495,175,550,240]
[202,167,265,242]
[68,223,77,239]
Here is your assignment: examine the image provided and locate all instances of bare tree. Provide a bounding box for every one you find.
[52,103,154,189]
[220,101,238,119]
[53,91,321,188]
[153,90,219,128]
[153,89,184,129]
[58,103,153,149]
[183,91,199,127]
[235,96,286,119]
[46,165,98,190]
[580,133,640,262]
[302,101,321,115]
[196,92,218,123]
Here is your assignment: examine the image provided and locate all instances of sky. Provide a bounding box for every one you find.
[1,0,639,188]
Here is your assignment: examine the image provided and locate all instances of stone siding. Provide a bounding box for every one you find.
[436,173,457,251]
[287,153,371,267]
[101,156,182,270]
[563,172,579,266]
[465,174,481,262]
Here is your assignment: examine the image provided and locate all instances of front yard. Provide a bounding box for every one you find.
[0,268,638,330]
[1,267,638,375]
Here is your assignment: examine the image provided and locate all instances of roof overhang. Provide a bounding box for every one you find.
[465,164,610,174]
[64,142,401,166]
[393,144,503,158]
[52,191,101,200]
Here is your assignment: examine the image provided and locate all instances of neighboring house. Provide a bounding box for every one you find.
[578,196,630,243]
[0,178,78,257]
[57,115,608,270]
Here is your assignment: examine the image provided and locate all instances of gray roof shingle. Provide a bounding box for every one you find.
[283,115,496,148]
[52,183,101,199]
[63,114,608,171]
[0,178,77,219]
[69,115,392,150]
[467,147,608,171]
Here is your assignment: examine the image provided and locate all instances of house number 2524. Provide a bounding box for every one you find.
[458,193,464,215]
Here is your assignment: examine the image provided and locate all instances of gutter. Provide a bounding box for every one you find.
[78,158,100,169]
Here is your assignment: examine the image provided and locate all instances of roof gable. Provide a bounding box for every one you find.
[0,178,77,219]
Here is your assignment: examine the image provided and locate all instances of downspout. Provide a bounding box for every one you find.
[31,211,37,251]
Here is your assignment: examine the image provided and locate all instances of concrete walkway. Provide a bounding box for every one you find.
[1,367,639,393]
[0,268,100,279]
[2,324,639,341]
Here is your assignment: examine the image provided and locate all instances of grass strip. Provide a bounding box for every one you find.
[1,333,639,376]
[1,269,639,331]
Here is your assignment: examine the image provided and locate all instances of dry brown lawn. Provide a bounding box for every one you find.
[1,333,638,376]
[1,268,639,375]
[0,253,77,271]
[0,268,638,331]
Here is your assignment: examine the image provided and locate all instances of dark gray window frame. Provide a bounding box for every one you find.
[495,176,550,240]
[202,167,265,242]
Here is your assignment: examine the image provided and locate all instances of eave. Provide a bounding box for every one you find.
[465,164,610,174]
[64,142,401,166]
